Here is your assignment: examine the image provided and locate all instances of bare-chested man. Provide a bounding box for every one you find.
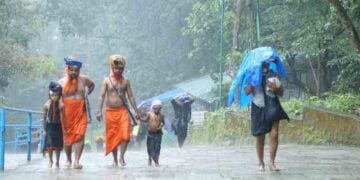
[96,54,139,166]
[58,55,95,169]
[139,99,164,167]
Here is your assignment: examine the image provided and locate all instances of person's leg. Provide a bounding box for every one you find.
[64,145,72,167]
[48,149,53,168]
[154,135,162,167]
[149,135,157,165]
[112,146,118,167]
[119,141,128,166]
[256,135,265,171]
[73,138,84,169]
[146,135,152,166]
[55,150,61,168]
[178,126,187,148]
[269,121,280,171]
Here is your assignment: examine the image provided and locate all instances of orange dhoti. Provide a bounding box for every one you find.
[62,99,87,145]
[105,106,131,156]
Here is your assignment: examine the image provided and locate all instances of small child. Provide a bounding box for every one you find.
[42,82,66,168]
[139,99,164,166]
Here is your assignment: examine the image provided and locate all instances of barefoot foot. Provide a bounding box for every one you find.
[258,165,265,171]
[113,160,118,167]
[73,163,83,170]
[119,158,127,166]
[258,162,265,171]
[65,161,72,168]
[48,161,53,168]
[269,163,280,171]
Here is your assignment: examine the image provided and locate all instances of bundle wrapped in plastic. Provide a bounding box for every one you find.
[227,47,287,108]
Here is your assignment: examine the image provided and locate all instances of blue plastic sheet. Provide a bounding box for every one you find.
[227,47,287,108]
[140,88,185,107]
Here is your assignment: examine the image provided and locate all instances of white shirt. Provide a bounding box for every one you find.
[252,87,265,107]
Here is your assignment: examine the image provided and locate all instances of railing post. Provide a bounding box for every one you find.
[39,129,44,153]
[14,128,19,153]
[27,113,32,161]
[0,108,6,171]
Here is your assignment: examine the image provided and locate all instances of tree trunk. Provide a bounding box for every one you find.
[227,0,243,80]
[285,53,315,95]
[308,58,320,96]
[232,0,242,50]
[330,0,360,56]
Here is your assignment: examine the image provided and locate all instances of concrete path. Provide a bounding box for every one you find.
[1,144,360,179]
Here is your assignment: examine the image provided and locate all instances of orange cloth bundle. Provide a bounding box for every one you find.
[105,107,131,155]
[63,67,80,94]
[62,99,87,145]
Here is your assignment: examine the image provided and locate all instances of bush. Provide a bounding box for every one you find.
[282,93,360,115]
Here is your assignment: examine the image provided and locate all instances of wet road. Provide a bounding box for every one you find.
[1,144,360,179]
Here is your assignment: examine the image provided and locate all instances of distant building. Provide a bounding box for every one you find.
[140,74,231,112]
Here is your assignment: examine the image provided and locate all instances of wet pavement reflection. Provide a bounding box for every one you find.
[1,144,360,179]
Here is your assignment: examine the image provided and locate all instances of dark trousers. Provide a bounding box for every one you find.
[147,131,162,162]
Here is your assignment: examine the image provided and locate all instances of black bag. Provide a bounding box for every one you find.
[263,71,289,123]
[264,95,289,123]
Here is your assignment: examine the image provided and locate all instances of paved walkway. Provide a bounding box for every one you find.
[1,144,360,179]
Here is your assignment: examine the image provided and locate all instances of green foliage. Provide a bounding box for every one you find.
[44,0,200,100]
[282,93,360,114]
[20,56,56,79]
[262,0,360,93]
[189,107,329,145]
[0,0,48,90]
[282,98,304,114]
[190,108,252,145]
[321,93,360,113]
[182,0,234,76]
[183,0,360,95]
[191,98,360,145]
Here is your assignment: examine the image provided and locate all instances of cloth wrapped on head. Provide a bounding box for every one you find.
[151,99,162,109]
[108,54,126,81]
[49,81,62,96]
[63,54,82,94]
[109,54,126,68]
[64,55,82,68]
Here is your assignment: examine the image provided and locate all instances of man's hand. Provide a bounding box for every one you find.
[266,80,277,91]
[42,131,46,138]
[245,85,254,95]
[135,119,140,124]
[267,79,284,96]
[63,128,68,135]
[96,111,103,122]
[157,122,164,130]
[135,109,140,119]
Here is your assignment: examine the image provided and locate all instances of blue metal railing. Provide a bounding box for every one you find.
[0,107,43,171]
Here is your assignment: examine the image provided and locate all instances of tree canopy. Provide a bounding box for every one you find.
[0,0,359,108]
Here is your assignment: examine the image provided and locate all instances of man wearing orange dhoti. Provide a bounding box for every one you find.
[58,55,95,169]
[96,54,139,166]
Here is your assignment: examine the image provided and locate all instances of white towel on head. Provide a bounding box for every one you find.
[151,99,162,109]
